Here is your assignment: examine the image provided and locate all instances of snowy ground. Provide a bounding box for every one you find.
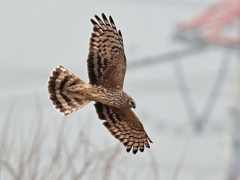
[0,0,238,179]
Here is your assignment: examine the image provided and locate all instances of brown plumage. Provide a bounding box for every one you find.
[95,103,152,154]
[88,14,126,89]
[48,65,90,115]
[47,13,152,154]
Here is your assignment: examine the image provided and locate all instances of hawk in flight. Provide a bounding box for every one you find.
[48,13,152,154]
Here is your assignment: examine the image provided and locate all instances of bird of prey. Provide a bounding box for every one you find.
[48,13,152,154]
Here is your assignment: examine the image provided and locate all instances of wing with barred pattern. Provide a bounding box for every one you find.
[94,102,153,154]
[87,13,126,90]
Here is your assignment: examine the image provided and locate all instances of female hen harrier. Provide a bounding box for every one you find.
[48,13,152,154]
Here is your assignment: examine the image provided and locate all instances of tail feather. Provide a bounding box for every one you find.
[48,65,90,115]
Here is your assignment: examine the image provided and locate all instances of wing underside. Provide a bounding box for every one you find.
[94,102,153,154]
[87,13,126,90]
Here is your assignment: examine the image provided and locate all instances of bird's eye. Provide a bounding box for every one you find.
[130,101,136,109]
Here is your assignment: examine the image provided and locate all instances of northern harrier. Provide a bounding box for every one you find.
[48,13,152,154]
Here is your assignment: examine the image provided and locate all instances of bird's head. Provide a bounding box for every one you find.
[120,92,136,109]
[127,97,136,109]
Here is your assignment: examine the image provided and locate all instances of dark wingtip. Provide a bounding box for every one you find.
[139,148,144,152]
[101,13,107,21]
[118,30,122,37]
[94,14,101,21]
[133,149,138,154]
[109,16,114,24]
[126,147,131,153]
[91,19,97,25]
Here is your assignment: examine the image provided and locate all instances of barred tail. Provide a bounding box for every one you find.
[48,65,90,115]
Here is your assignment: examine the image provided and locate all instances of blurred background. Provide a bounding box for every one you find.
[1,0,240,179]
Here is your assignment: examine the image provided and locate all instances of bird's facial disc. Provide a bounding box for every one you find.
[128,99,136,109]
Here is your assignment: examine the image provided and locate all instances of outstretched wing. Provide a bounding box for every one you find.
[87,13,126,90]
[94,103,153,154]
